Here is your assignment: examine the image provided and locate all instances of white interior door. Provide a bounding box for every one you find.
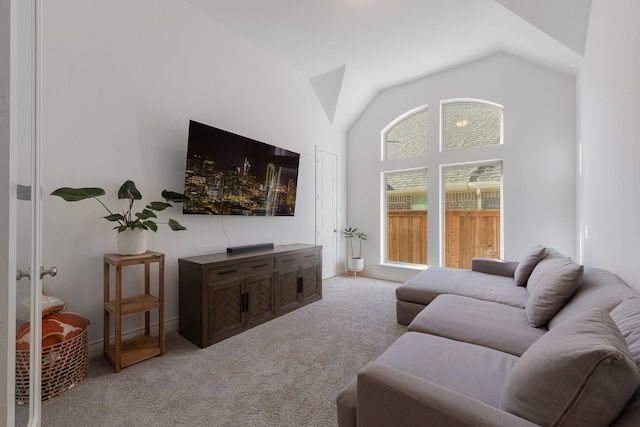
[8,0,45,425]
[315,148,338,278]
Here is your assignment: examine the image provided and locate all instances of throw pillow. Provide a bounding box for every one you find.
[513,244,547,286]
[525,257,583,327]
[526,247,566,294]
[500,308,639,427]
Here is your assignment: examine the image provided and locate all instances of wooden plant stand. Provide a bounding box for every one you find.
[103,251,164,373]
[349,269,363,279]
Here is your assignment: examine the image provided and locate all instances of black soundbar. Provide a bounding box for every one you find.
[227,243,274,254]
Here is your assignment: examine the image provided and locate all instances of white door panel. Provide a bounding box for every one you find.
[315,149,338,279]
[8,0,45,425]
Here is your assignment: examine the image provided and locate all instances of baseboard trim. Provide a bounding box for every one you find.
[342,267,412,283]
[359,270,405,283]
[88,316,179,358]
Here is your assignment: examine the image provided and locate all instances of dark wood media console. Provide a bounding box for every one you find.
[178,243,322,348]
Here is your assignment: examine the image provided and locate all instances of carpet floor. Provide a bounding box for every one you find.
[18,275,406,426]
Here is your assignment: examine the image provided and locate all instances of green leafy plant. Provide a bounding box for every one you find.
[51,180,190,232]
[342,227,367,259]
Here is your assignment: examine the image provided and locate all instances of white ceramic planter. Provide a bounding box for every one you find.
[347,257,364,272]
[116,228,148,255]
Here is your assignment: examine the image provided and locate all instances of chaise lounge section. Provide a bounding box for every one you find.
[395,244,552,325]
[337,245,640,426]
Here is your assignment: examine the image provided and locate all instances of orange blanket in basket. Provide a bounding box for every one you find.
[16,313,90,350]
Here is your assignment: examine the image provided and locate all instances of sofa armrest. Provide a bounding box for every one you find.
[471,258,518,278]
[357,362,538,427]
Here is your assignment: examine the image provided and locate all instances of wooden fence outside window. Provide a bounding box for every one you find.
[387,210,500,269]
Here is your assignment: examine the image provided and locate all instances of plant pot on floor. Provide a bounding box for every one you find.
[347,257,364,272]
[116,228,148,255]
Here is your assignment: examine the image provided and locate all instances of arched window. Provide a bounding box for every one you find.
[381,100,503,269]
[383,107,428,160]
[442,101,502,151]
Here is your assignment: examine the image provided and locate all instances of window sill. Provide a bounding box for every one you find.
[378,262,427,271]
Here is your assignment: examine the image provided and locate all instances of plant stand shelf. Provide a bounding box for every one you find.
[103,251,165,373]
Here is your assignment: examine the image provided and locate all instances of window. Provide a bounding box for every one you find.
[442,101,502,151]
[385,169,428,265]
[383,107,428,160]
[443,162,502,269]
[381,106,429,266]
[381,100,503,269]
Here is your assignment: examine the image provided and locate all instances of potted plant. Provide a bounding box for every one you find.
[51,180,190,255]
[343,227,367,273]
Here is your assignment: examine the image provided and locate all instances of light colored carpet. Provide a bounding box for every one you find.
[21,275,406,426]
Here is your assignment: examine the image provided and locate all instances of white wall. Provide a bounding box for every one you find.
[348,53,577,282]
[577,0,640,290]
[39,1,345,346]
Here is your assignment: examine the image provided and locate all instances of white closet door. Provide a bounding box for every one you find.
[315,148,338,279]
[10,0,49,425]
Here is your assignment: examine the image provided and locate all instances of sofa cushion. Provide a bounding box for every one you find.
[356,362,541,427]
[408,294,546,356]
[396,267,528,308]
[525,257,583,327]
[513,244,546,286]
[500,308,640,427]
[609,297,640,427]
[471,258,519,277]
[549,267,638,329]
[610,297,640,369]
[376,332,518,408]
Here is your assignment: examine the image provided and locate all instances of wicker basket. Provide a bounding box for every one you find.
[15,328,89,404]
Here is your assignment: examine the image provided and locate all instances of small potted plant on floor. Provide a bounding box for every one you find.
[343,227,367,273]
[51,180,190,255]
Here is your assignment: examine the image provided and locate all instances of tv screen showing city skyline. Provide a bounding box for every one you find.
[183,120,300,216]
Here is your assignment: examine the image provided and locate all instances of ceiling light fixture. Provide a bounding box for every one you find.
[455,119,469,127]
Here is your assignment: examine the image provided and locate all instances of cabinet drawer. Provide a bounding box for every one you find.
[299,249,321,263]
[275,254,302,268]
[245,257,275,274]
[207,263,244,282]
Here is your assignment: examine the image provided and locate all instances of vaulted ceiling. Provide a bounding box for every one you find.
[187,0,591,129]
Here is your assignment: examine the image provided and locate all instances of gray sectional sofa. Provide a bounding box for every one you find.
[336,245,640,426]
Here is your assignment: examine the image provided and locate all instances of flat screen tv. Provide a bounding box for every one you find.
[183,120,300,216]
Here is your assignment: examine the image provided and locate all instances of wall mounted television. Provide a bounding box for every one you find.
[183,120,300,216]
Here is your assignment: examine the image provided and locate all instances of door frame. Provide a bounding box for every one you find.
[1,0,17,422]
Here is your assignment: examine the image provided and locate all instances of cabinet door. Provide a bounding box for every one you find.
[300,261,321,303]
[208,279,244,343]
[276,265,301,314]
[245,272,275,325]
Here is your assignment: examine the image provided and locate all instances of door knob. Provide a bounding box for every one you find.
[40,266,58,279]
[16,269,30,281]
